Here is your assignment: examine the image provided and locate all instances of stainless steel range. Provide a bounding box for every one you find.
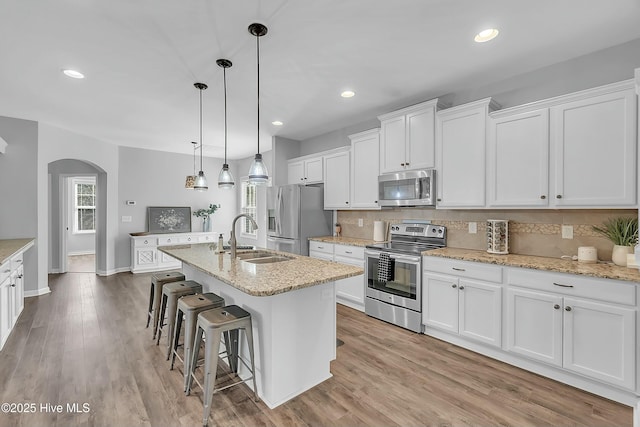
[365,223,446,332]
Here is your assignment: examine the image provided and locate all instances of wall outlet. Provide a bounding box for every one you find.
[468,222,477,234]
[561,225,573,239]
[121,216,132,223]
[358,218,363,227]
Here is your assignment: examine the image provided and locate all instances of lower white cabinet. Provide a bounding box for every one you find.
[423,272,502,347]
[309,241,365,312]
[507,287,636,390]
[0,247,30,351]
[130,232,218,273]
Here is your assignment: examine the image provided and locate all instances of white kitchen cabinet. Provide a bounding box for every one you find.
[130,232,217,273]
[506,267,636,390]
[423,269,502,347]
[309,241,334,261]
[323,150,351,209]
[378,99,440,174]
[550,84,636,207]
[287,156,323,185]
[487,109,550,207]
[350,129,380,209]
[0,274,11,349]
[12,264,24,323]
[435,98,499,208]
[0,242,33,351]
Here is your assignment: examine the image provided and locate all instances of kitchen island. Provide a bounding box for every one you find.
[158,243,363,408]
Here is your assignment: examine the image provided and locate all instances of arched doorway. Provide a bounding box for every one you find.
[48,159,106,275]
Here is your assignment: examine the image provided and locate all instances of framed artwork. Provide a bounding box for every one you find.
[148,206,191,233]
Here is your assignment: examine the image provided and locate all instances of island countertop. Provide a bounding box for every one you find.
[0,239,35,265]
[424,247,640,283]
[158,243,363,297]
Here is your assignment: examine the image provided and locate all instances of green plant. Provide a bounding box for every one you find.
[592,217,638,246]
[193,204,219,219]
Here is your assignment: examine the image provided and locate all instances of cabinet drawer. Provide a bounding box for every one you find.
[182,235,197,244]
[309,241,334,255]
[134,237,156,247]
[424,257,502,283]
[198,234,215,243]
[11,252,23,270]
[334,244,364,260]
[157,236,180,245]
[507,267,636,306]
[0,261,10,283]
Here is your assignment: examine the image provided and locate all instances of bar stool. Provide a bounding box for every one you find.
[146,271,185,339]
[170,292,225,391]
[186,305,258,427]
[156,280,202,348]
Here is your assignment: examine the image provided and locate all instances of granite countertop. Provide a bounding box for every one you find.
[0,239,35,265]
[424,247,640,283]
[159,243,363,297]
[309,236,383,247]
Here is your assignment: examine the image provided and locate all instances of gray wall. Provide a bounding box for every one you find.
[116,146,238,269]
[272,136,300,187]
[299,38,640,156]
[0,116,38,290]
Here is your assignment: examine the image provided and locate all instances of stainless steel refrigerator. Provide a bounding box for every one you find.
[267,184,332,256]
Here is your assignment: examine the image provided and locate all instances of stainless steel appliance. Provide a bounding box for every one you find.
[378,169,436,207]
[267,184,331,256]
[365,223,446,332]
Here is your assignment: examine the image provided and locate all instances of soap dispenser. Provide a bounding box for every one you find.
[217,233,225,253]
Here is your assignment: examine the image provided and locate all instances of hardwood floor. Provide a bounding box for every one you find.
[67,254,96,273]
[0,271,633,426]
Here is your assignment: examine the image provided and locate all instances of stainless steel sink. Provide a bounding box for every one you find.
[236,251,274,260]
[242,256,292,264]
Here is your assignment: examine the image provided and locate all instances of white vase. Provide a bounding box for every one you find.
[611,244,632,266]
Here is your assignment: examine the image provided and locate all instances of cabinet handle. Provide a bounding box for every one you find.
[452,267,465,272]
[16,259,22,263]
[459,285,465,290]
[554,304,560,309]
[556,195,562,199]
[167,239,171,243]
[540,195,546,200]
[11,283,16,287]
[318,246,324,249]
[345,251,352,254]
[553,282,574,288]
[400,163,405,166]
[300,178,304,181]
[17,274,23,279]
[565,306,572,311]
[437,198,442,202]
[144,240,148,244]
[345,201,349,204]
[405,162,409,166]
[452,284,457,288]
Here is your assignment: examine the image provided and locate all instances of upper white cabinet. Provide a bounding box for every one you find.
[350,129,380,209]
[487,109,550,207]
[324,150,351,209]
[287,156,323,185]
[551,83,636,207]
[487,80,636,209]
[378,99,440,174]
[436,98,499,208]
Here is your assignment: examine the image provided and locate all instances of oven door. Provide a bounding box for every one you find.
[365,250,421,312]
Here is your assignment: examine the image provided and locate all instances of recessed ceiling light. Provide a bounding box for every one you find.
[474,28,499,43]
[63,69,85,79]
[341,90,355,98]
[272,120,283,126]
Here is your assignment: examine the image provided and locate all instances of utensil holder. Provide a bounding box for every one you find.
[487,219,508,254]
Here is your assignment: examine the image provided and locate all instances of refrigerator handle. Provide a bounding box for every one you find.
[276,187,283,235]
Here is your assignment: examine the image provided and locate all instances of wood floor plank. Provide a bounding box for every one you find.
[0,272,633,427]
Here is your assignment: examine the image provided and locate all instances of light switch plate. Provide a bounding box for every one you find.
[358,218,364,227]
[122,216,132,223]
[561,225,573,239]
[468,222,477,234]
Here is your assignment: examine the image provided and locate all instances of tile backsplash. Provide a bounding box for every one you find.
[337,209,638,261]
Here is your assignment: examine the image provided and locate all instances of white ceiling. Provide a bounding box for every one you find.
[2,0,640,159]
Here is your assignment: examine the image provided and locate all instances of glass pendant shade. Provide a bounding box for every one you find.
[193,170,208,191]
[218,164,235,189]
[248,153,269,185]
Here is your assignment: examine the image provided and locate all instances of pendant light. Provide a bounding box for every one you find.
[247,23,269,185]
[216,59,235,189]
[193,82,209,191]
[184,141,198,189]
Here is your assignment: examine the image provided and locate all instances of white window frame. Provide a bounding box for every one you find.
[240,179,257,238]
[72,177,96,234]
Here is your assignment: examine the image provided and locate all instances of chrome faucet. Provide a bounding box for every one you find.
[230,214,258,259]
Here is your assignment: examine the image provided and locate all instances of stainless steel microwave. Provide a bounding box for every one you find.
[378,169,436,207]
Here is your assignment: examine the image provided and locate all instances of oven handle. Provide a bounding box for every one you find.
[366,250,421,265]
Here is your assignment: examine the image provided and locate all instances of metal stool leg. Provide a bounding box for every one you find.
[186,324,204,396]
[202,328,222,427]
[146,283,154,328]
[156,293,168,345]
[170,309,184,369]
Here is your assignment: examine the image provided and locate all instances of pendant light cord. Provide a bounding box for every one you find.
[199,87,203,171]
[223,66,228,164]
[256,33,260,155]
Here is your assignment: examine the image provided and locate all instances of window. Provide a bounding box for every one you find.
[73,177,96,233]
[241,180,257,237]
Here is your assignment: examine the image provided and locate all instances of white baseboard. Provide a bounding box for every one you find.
[49,268,61,274]
[67,250,96,256]
[96,266,131,276]
[25,287,51,298]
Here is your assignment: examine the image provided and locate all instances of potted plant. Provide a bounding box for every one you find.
[592,217,638,266]
[334,223,341,237]
[193,204,219,232]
